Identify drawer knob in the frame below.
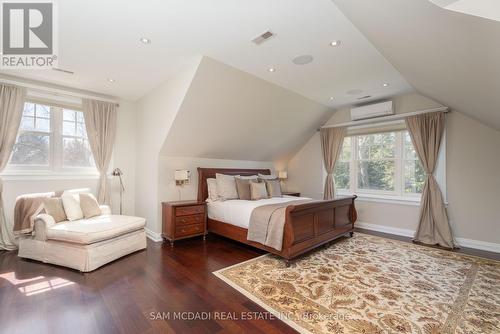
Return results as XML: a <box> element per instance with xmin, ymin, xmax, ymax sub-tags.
<box><xmin>181</xmin><ymin>219</ymin><xmax>186</xmax><ymax>223</ymax></box>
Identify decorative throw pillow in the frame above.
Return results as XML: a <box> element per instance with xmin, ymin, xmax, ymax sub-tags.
<box><xmin>216</xmin><ymin>173</ymin><xmax>239</xmax><ymax>200</ymax></box>
<box><xmin>235</xmin><ymin>177</ymin><xmax>258</xmax><ymax>200</ymax></box>
<box><xmin>250</xmin><ymin>182</ymin><xmax>269</xmax><ymax>200</ymax></box>
<box><xmin>80</xmin><ymin>193</ymin><xmax>102</xmax><ymax>219</ymax></box>
<box><xmin>42</xmin><ymin>197</ymin><xmax>67</xmax><ymax>223</ymax></box>
<box><xmin>258</xmin><ymin>173</ymin><xmax>277</xmax><ymax>180</ymax></box>
<box><xmin>61</xmin><ymin>192</ymin><xmax>84</xmax><ymax>221</ymax></box>
<box><xmin>206</xmin><ymin>178</ymin><xmax>219</xmax><ymax>202</ymax></box>
<box><xmin>265</xmin><ymin>179</ymin><xmax>283</xmax><ymax>197</ymax></box>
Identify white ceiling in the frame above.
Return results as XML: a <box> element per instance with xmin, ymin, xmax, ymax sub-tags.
<box><xmin>0</xmin><ymin>0</ymin><xmax>411</xmax><ymax>106</ymax></box>
<box><xmin>334</xmin><ymin>0</ymin><xmax>500</xmax><ymax>130</ymax></box>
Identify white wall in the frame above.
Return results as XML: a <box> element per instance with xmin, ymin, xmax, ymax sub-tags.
<box><xmin>134</xmin><ymin>58</ymin><xmax>202</xmax><ymax>234</ymax></box>
<box><xmin>158</xmin><ymin>156</ymin><xmax>274</xmax><ymax>211</ymax></box>
<box><xmin>287</xmin><ymin>93</ymin><xmax>500</xmax><ymax>245</ymax></box>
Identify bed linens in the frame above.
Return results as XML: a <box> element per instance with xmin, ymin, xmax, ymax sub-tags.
<box><xmin>207</xmin><ymin>195</ymin><xmax>311</xmax><ymax>229</ymax></box>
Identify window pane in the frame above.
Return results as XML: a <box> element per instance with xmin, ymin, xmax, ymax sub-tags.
<box><xmin>24</xmin><ymin>103</ymin><xmax>35</xmax><ymax>116</ymax></box>
<box><xmin>404</xmin><ymin>131</ymin><xmax>417</xmax><ymax>159</ymax></box>
<box><xmin>76</xmin><ymin>122</ymin><xmax>87</xmax><ymax>138</ymax></box>
<box><xmin>76</xmin><ymin>111</ymin><xmax>84</xmax><ymax>123</ymax></box>
<box><xmin>339</xmin><ymin>137</ymin><xmax>351</xmax><ymax>161</ymax></box>
<box><xmin>357</xmin><ymin>160</ymin><xmax>395</xmax><ymax>191</ymax></box>
<box><xmin>404</xmin><ymin>159</ymin><xmax>426</xmax><ymax>194</ymax></box>
<box><xmin>357</xmin><ymin>133</ymin><xmax>396</xmax><ymax>159</ymax></box>
<box><xmin>63</xmin><ymin>109</ymin><xmax>76</xmax><ymax>121</ymax></box>
<box><xmin>10</xmin><ymin>132</ymin><xmax>50</xmax><ymax>165</ymax></box>
<box><xmin>63</xmin><ymin>121</ymin><xmax>76</xmax><ymax>136</ymax></box>
<box><xmin>36</xmin><ymin>104</ymin><xmax>50</xmax><ymax>118</ymax></box>
<box><xmin>20</xmin><ymin>116</ymin><xmax>35</xmax><ymax>131</ymax></box>
<box><xmin>334</xmin><ymin>161</ymin><xmax>350</xmax><ymax>190</ymax></box>
<box><xmin>63</xmin><ymin>138</ymin><xmax>94</xmax><ymax>167</ymax></box>
<box><xmin>35</xmin><ymin>117</ymin><xmax>50</xmax><ymax>132</ymax></box>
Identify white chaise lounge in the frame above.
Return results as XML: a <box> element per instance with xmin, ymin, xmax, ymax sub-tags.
<box><xmin>18</xmin><ymin>205</ymin><xmax>147</xmax><ymax>272</ymax></box>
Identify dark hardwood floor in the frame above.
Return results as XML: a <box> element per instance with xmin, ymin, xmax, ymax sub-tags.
<box><xmin>0</xmin><ymin>229</ymin><xmax>498</xmax><ymax>334</ymax></box>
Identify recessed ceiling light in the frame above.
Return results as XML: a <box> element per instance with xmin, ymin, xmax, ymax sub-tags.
<box><xmin>292</xmin><ymin>55</ymin><xmax>314</xmax><ymax>65</ymax></box>
<box><xmin>382</xmin><ymin>83</ymin><xmax>389</xmax><ymax>87</ymax></box>
<box><xmin>329</xmin><ymin>97</ymin><xmax>334</xmax><ymax>101</ymax></box>
<box><xmin>107</xmin><ymin>78</ymin><xmax>116</xmax><ymax>83</ymax></box>
<box><xmin>330</xmin><ymin>40</ymin><xmax>341</xmax><ymax>47</ymax></box>
<box><xmin>268</xmin><ymin>68</ymin><xmax>275</xmax><ymax>72</ymax></box>
<box><xmin>139</xmin><ymin>37</ymin><xmax>151</xmax><ymax>44</ymax></box>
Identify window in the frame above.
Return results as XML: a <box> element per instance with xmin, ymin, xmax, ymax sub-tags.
<box><xmin>333</xmin><ymin>129</ymin><xmax>437</xmax><ymax>201</ymax></box>
<box><xmin>7</xmin><ymin>102</ymin><xmax>96</xmax><ymax>174</ymax></box>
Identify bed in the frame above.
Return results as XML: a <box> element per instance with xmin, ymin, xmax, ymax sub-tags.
<box><xmin>198</xmin><ymin>167</ymin><xmax>357</xmax><ymax>264</ymax></box>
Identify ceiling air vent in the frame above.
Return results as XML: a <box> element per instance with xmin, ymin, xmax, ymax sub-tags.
<box><xmin>252</xmin><ymin>30</ymin><xmax>274</xmax><ymax>45</ymax></box>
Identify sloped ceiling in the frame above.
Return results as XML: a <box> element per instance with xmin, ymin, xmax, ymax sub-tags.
<box><xmin>161</xmin><ymin>57</ymin><xmax>334</xmax><ymax>162</ymax></box>
<box><xmin>333</xmin><ymin>0</ymin><xmax>500</xmax><ymax>130</ymax></box>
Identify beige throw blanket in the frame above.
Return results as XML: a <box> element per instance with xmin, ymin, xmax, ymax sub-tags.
<box><xmin>247</xmin><ymin>200</ymin><xmax>312</xmax><ymax>251</ymax></box>
<box><xmin>13</xmin><ymin>191</ymin><xmax>63</xmax><ymax>235</ymax></box>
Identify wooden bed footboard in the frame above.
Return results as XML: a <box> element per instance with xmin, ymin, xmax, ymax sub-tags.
<box><xmin>280</xmin><ymin>196</ymin><xmax>357</xmax><ymax>260</ymax></box>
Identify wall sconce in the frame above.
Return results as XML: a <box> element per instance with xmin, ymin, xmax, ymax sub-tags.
<box><xmin>175</xmin><ymin>170</ymin><xmax>190</xmax><ymax>186</ymax></box>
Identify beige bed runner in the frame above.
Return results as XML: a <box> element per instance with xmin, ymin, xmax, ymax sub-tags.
<box><xmin>247</xmin><ymin>199</ymin><xmax>313</xmax><ymax>251</ymax></box>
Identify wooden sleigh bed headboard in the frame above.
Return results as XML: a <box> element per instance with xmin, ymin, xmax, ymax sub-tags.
<box><xmin>197</xmin><ymin>167</ymin><xmax>271</xmax><ymax>202</ymax></box>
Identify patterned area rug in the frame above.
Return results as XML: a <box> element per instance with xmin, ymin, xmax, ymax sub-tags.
<box><xmin>214</xmin><ymin>233</ymin><xmax>500</xmax><ymax>334</ymax></box>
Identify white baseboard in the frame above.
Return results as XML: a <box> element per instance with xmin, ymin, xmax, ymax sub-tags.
<box><xmin>145</xmin><ymin>228</ymin><xmax>163</xmax><ymax>243</ymax></box>
<box><xmin>355</xmin><ymin>221</ymin><xmax>500</xmax><ymax>254</ymax></box>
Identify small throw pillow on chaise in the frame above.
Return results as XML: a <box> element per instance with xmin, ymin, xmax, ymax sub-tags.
<box><xmin>265</xmin><ymin>179</ymin><xmax>283</xmax><ymax>197</ymax></box>
<box><xmin>215</xmin><ymin>173</ymin><xmax>239</xmax><ymax>200</ymax></box>
<box><xmin>80</xmin><ymin>193</ymin><xmax>102</xmax><ymax>219</ymax></box>
<box><xmin>250</xmin><ymin>182</ymin><xmax>269</xmax><ymax>200</ymax></box>
<box><xmin>42</xmin><ymin>197</ymin><xmax>67</xmax><ymax>223</ymax></box>
<box><xmin>61</xmin><ymin>192</ymin><xmax>84</xmax><ymax>221</ymax></box>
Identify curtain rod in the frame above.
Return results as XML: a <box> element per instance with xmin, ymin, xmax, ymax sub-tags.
<box><xmin>318</xmin><ymin>106</ymin><xmax>449</xmax><ymax>131</ymax></box>
<box><xmin>0</xmin><ymin>78</ymin><xmax>119</xmax><ymax>106</ymax></box>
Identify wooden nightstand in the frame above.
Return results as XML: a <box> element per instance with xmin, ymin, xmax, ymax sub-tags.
<box><xmin>162</xmin><ymin>201</ymin><xmax>207</xmax><ymax>247</ymax></box>
<box><xmin>283</xmin><ymin>191</ymin><xmax>301</xmax><ymax>197</ymax></box>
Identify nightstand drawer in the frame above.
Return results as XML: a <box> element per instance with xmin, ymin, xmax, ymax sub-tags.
<box><xmin>175</xmin><ymin>214</ymin><xmax>205</xmax><ymax>226</ymax></box>
<box><xmin>175</xmin><ymin>223</ymin><xmax>204</xmax><ymax>237</ymax></box>
<box><xmin>176</xmin><ymin>205</ymin><xmax>205</xmax><ymax>216</ymax></box>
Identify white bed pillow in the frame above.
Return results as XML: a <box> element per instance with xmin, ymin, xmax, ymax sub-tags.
<box><xmin>61</xmin><ymin>188</ymin><xmax>91</xmax><ymax>221</ymax></box>
<box><xmin>61</xmin><ymin>193</ymin><xmax>84</xmax><ymax>221</ymax></box>
<box><xmin>237</xmin><ymin>175</ymin><xmax>258</xmax><ymax>180</ymax></box>
<box><xmin>258</xmin><ymin>173</ymin><xmax>277</xmax><ymax>180</ymax></box>
<box><xmin>206</xmin><ymin>178</ymin><xmax>219</xmax><ymax>202</ymax></box>
<box><xmin>216</xmin><ymin>173</ymin><xmax>239</xmax><ymax>200</ymax></box>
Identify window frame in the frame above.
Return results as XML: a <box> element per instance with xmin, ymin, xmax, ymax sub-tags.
<box><xmin>4</xmin><ymin>101</ymin><xmax>98</xmax><ymax>177</ymax></box>
<box><xmin>333</xmin><ymin>124</ymin><xmax>446</xmax><ymax>204</ymax></box>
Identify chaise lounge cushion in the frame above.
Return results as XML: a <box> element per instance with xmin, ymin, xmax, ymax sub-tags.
<box><xmin>44</xmin><ymin>215</ymin><xmax>146</xmax><ymax>245</ymax></box>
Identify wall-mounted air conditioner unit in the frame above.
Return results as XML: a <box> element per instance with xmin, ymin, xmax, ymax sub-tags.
<box><xmin>350</xmin><ymin>101</ymin><xmax>394</xmax><ymax>121</ymax></box>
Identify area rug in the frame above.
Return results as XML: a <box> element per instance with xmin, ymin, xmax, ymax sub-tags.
<box><xmin>214</xmin><ymin>233</ymin><xmax>500</xmax><ymax>334</ymax></box>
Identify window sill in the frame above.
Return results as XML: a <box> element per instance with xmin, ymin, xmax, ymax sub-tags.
<box><xmin>338</xmin><ymin>192</ymin><xmax>421</xmax><ymax>206</ymax></box>
<box><xmin>1</xmin><ymin>172</ymin><xmax>100</xmax><ymax>181</ymax></box>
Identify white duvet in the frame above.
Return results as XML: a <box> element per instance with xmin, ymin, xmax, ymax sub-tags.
<box><xmin>207</xmin><ymin>195</ymin><xmax>311</xmax><ymax>229</ymax></box>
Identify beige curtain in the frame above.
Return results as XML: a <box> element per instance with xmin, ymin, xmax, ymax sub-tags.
<box><xmin>406</xmin><ymin>111</ymin><xmax>454</xmax><ymax>248</ymax></box>
<box><xmin>320</xmin><ymin>127</ymin><xmax>346</xmax><ymax>200</ymax></box>
<box><xmin>0</xmin><ymin>84</ymin><xmax>26</xmax><ymax>250</ymax></box>
<box><xmin>83</xmin><ymin>99</ymin><xmax>117</xmax><ymax>205</ymax></box>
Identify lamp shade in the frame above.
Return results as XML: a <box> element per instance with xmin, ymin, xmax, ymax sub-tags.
<box><xmin>278</xmin><ymin>171</ymin><xmax>288</xmax><ymax>179</ymax></box>
<box><xmin>174</xmin><ymin>170</ymin><xmax>189</xmax><ymax>181</ymax></box>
